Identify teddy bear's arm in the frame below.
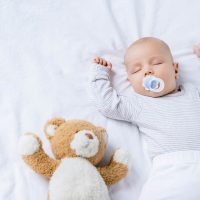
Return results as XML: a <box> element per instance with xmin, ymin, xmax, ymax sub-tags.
<box><xmin>19</xmin><ymin>133</ymin><xmax>60</xmax><ymax>178</ymax></box>
<box><xmin>97</xmin><ymin>149</ymin><xmax>130</xmax><ymax>186</ymax></box>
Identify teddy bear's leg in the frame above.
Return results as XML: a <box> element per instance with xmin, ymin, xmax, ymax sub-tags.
<box><xmin>97</xmin><ymin>148</ymin><xmax>130</xmax><ymax>186</ymax></box>
<box><xmin>19</xmin><ymin>133</ymin><xmax>60</xmax><ymax>178</ymax></box>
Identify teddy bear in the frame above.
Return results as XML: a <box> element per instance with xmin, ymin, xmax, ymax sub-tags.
<box><xmin>18</xmin><ymin>118</ymin><xmax>130</xmax><ymax>200</ymax></box>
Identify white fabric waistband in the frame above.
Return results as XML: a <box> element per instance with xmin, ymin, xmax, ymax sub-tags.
<box><xmin>153</xmin><ymin>150</ymin><xmax>200</xmax><ymax>166</ymax></box>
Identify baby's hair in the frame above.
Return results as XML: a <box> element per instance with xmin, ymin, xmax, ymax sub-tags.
<box><xmin>125</xmin><ymin>37</ymin><xmax>174</xmax><ymax>63</ymax></box>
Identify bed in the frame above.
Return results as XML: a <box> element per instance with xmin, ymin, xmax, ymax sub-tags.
<box><xmin>0</xmin><ymin>0</ymin><xmax>200</xmax><ymax>199</ymax></box>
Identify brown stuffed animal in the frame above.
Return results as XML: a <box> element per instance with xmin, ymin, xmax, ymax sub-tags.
<box><xmin>19</xmin><ymin>118</ymin><xmax>130</xmax><ymax>200</ymax></box>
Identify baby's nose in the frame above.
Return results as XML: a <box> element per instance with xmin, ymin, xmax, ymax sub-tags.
<box><xmin>144</xmin><ymin>69</ymin><xmax>154</xmax><ymax>76</ymax></box>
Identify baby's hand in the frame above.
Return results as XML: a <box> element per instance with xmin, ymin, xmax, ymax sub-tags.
<box><xmin>193</xmin><ymin>44</ymin><xmax>200</xmax><ymax>57</ymax></box>
<box><xmin>92</xmin><ymin>56</ymin><xmax>112</xmax><ymax>70</ymax></box>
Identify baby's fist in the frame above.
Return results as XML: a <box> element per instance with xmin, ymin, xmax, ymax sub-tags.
<box><xmin>92</xmin><ymin>56</ymin><xmax>112</xmax><ymax>70</ymax></box>
<box><xmin>193</xmin><ymin>44</ymin><xmax>200</xmax><ymax>57</ymax></box>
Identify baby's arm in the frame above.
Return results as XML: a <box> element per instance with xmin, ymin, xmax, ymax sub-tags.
<box><xmin>88</xmin><ymin>56</ymin><xmax>142</xmax><ymax>122</ymax></box>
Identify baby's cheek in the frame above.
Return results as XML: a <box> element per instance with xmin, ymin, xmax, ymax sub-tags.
<box><xmin>160</xmin><ymin>75</ymin><xmax>175</xmax><ymax>93</ymax></box>
<box><xmin>157</xmin><ymin>67</ymin><xmax>172</xmax><ymax>82</ymax></box>
<box><xmin>131</xmin><ymin>77</ymin><xmax>144</xmax><ymax>92</ymax></box>
<box><xmin>129</xmin><ymin>75</ymin><xmax>139</xmax><ymax>84</ymax></box>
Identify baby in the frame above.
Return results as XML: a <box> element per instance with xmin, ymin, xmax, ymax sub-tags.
<box><xmin>89</xmin><ymin>37</ymin><xmax>200</xmax><ymax>200</ymax></box>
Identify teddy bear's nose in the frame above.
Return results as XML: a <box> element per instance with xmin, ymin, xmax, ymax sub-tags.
<box><xmin>85</xmin><ymin>133</ymin><xmax>93</xmax><ymax>139</ymax></box>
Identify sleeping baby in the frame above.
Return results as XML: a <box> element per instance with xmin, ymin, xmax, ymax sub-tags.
<box><xmin>88</xmin><ymin>37</ymin><xmax>200</xmax><ymax>200</ymax></box>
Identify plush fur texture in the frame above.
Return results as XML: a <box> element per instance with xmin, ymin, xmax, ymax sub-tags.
<box><xmin>19</xmin><ymin>134</ymin><xmax>40</xmax><ymax>156</ymax></box>
<box><xmin>19</xmin><ymin>118</ymin><xmax>130</xmax><ymax>199</ymax></box>
<box><xmin>49</xmin><ymin>157</ymin><xmax>110</xmax><ymax>200</ymax></box>
<box><xmin>70</xmin><ymin>130</ymin><xmax>99</xmax><ymax>158</ymax></box>
<box><xmin>46</xmin><ymin>124</ymin><xmax>58</xmax><ymax>137</ymax></box>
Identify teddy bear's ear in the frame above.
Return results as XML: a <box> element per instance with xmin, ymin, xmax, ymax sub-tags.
<box><xmin>44</xmin><ymin>118</ymin><xmax>66</xmax><ymax>139</ymax></box>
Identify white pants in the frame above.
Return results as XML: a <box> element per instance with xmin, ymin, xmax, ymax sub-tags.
<box><xmin>139</xmin><ymin>150</ymin><xmax>200</xmax><ymax>200</ymax></box>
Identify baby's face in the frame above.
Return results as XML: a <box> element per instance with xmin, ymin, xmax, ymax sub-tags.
<box><xmin>124</xmin><ymin>38</ymin><xmax>179</xmax><ymax>98</ymax></box>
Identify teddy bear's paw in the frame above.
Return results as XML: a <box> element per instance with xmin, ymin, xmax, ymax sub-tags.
<box><xmin>19</xmin><ymin>134</ymin><xmax>40</xmax><ymax>156</ymax></box>
<box><xmin>113</xmin><ymin>148</ymin><xmax>131</xmax><ymax>166</ymax></box>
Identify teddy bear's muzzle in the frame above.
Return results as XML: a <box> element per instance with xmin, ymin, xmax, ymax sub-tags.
<box><xmin>70</xmin><ymin>130</ymin><xmax>100</xmax><ymax>158</ymax></box>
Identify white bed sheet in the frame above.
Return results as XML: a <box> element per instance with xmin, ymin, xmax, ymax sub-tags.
<box><xmin>0</xmin><ymin>0</ymin><xmax>200</xmax><ymax>199</ymax></box>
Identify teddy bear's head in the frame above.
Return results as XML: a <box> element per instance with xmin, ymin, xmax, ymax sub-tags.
<box><xmin>44</xmin><ymin>118</ymin><xmax>108</xmax><ymax>165</ymax></box>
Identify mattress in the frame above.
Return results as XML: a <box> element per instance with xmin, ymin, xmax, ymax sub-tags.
<box><xmin>0</xmin><ymin>0</ymin><xmax>200</xmax><ymax>199</ymax></box>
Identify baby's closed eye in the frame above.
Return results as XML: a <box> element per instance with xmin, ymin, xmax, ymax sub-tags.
<box><xmin>153</xmin><ymin>62</ymin><xmax>163</xmax><ymax>65</ymax></box>
<box><xmin>151</xmin><ymin>59</ymin><xmax>164</xmax><ymax>65</ymax></box>
<box><xmin>134</xmin><ymin>68</ymin><xmax>141</xmax><ymax>73</ymax></box>
<box><xmin>131</xmin><ymin>67</ymin><xmax>141</xmax><ymax>74</ymax></box>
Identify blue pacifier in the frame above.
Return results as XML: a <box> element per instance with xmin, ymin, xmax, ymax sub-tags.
<box><xmin>143</xmin><ymin>75</ymin><xmax>165</xmax><ymax>93</ymax></box>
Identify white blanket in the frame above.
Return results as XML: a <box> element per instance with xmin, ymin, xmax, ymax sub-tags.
<box><xmin>0</xmin><ymin>0</ymin><xmax>200</xmax><ymax>199</ymax></box>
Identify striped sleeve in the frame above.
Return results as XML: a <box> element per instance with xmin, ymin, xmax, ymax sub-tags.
<box><xmin>88</xmin><ymin>63</ymin><xmax>142</xmax><ymax>123</ymax></box>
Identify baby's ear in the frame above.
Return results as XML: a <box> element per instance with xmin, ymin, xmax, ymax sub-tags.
<box><xmin>173</xmin><ymin>63</ymin><xmax>179</xmax><ymax>80</ymax></box>
<box><xmin>44</xmin><ymin>118</ymin><xmax>66</xmax><ymax>139</ymax></box>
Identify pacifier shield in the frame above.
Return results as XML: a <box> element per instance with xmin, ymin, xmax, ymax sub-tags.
<box><xmin>143</xmin><ymin>75</ymin><xmax>165</xmax><ymax>93</ymax></box>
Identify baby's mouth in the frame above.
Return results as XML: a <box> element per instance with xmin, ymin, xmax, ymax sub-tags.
<box><xmin>143</xmin><ymin>75</ymin><xmax>165</xmax><ymax>93</ymax></box>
